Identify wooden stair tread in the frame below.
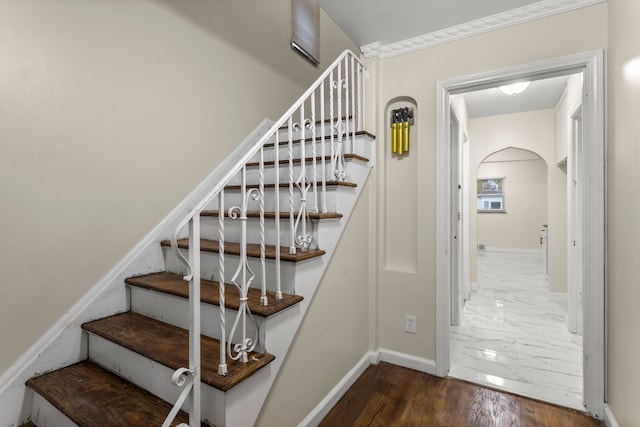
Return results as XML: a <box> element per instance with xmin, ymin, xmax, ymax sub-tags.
<box><xmin>82</xmin><ymin>312</ymin><xmax>275</xmax><ymax>392</ymax></box>
<box><xmin>27</xmin><ymin>361</ymin><xmax>212</xmax><ymax>427</ymax></box>
<box><xmin>126</xmin><ymin>271</ymin><xmax>303</xmax><ymax>317</ymax></box>
<box><xmin>18</xmin><ymin>422</ymin><xmax>37</xmax><ymax>427</ymax></box>
<box><xmin>225</xmin><ymin>180</ymin><xmax>357</xmax><ymax>191</ymax></box>
<box><xmin>201</xmin><ymin>210</ymin><xmax>342</xmax><ymax>220</ymax></box>
<box><xmin>162</xmin><ymin>239</ymin><xmax>326</xmax><ymax>262</ymax></box>
<box><xmin>246</xmin><ymin>153</ymin><xmax>369</xmax><ymax>167</ymax></box>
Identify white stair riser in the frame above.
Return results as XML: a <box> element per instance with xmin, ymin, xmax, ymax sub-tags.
<box><xmin>199</xmin><ymin>216</ymin><xmax>322</xmax><ymax>249</ymax></box>
<box><xmin>253</xmin><ymin>134</ymin><xmax>371</xmax><ymax>165</ymax></box>
<box><xmin>228</xmin><ymin>159</ymin><xmax>357</xmax><ymax>187</ymax></box>
<box><xmin>31</xmin><ymin>392</ymin><xmax>78</xmax><ymax>427</ymax></box>
<box><xmin>129</xmin><ymin>286</ymin><xmax>266</xmax><ymax>353</ymax></box>
<box><xmin>276</xmin><ymin>120</ymin><xmax>355</xmax><ymax>142</ymax></box>
<box><xmin>255</xmin><ymin>140</ymin><xmax>350</xmax><ymax>164</ymax></box>
<box><xmin>86</xmin><ymin>333</ymin><xmax>225</xmax><ymax>427</ymax></box>
<box><xmin>210</xmin><ymin>185</ymin><xmax>342</xmax><ymax>213</ymax></box>
<box><xmin>163</xmin><ymin>247</ymin><xmax>298</xmax><ymax>294</ymax></box>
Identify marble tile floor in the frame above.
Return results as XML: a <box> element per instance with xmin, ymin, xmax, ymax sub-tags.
<box><xmin>449</xmin><ymin>250</ymin><xmax>584</xmax><ymax>411</ymax></box>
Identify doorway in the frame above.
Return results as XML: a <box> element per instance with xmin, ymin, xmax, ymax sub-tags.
<box><xmin>451</xmin><ymin>144</ymin><xmax>584</xmax><ymax>409</ymax></box>
<box><xmin>435</xmin><ymin>51</ymin><xmax>605</xmax><ymax>417</ymax></box>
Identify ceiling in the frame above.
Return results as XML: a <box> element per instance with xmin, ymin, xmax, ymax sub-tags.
<box><xmin>317</xmin><ymin>0</ymin><xmax>541</xmax><ymax>47</ymax></box>
<box><xmin>463</xmin><ymin>75</ymin><xmax>574</xmax><ymax>118</ymax></box>
<box><xmin>317</xmin><ymin>0</ymin><xmax>580</xmax><ymax>118</ymax></box>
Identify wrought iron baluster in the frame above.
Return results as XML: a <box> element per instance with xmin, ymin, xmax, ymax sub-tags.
<box><xmin>187</xmin><ymin>216</ymin><xmax>201</xmax><ymax>425</ymax></box>
<box><xmin>357</xmin><ymin>63</ymin><xmax>362</xmax><ymax>132</ymax></box>
<box><xmin>288</xmin><ymin>116</ymin><xmax>296</xmax><ymax>255</ymax></box>
<box><xmin>259</xmin><ymin>147</ymin><xmax>267</xmax><ymax>306</ymax></box>
<box><xmin>218</xmin><ymin>192</ymin><xmax>227</xmax><ymax>375</ymax></box>
<box><xmin>161</xmin><ymin>368</ymin><xmax>194</xmax><ymax>427</ymax></box>
<box><xmin>227</xmin><ymin>166</ymin><xmax>259</xmax><ymax>363</ymax></box>
<box><xmin>333</xmin><ymin>60</ymin><xmax>346</xmax><ymax>181</ymax></box>
<box><xmin>320</xmin><ymin>80</ymin><xmax>328</xmax><ymax>213</ymax></box>
<box><xmin>311</xmin><ymin>91</ymin><xmax>318</xmax><ymax>214</ymax></box>
<box><xmin>293</xmin><ymin>106</ymin><xmax>312</xmax><ymax>252</ymax></box>
<box><xmin>329</xmin><ymin>70</ymin><xmax>335</xmax><ymax>185</ymax></box>
<box><xmin>350</xmin><ymin>56</ymin><xmax>356</xmax><ymax>154</ymax></box>
<box><xmin>273</xmin><ymin>132</ymin><xmax>282</xmax><ymax>300</ymax></box>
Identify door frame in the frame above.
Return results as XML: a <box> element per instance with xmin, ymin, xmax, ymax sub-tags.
<box><xmin>568</xmin><ymin>105</ymin><xmax>585</xmax><ymax>335</ymax></box>
<box><xmin>449</xmin><ymin>107</ymin><xmax>464</xmax><ymax>327</ymax></box>
<box><xmin>435</xmin><ymin>50</ymin><xmax>605</xmax><ymax>417</ymax></box>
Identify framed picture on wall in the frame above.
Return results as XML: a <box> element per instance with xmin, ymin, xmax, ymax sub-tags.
<box><xmin>477</xmin><ymin>177</ymin><xmax>505</xmax><ymax>212</ymax></box>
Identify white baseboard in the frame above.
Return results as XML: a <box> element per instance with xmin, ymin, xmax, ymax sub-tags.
<box><xmin>548</xmin><ymin>292</ymin><xmax>568</xmax><ymax>304</ymax></box>
<box><xmin>298</xmin><ymin>351</ymin><xmax>377</xmax><ymax>427</ymax></box>
<box><xmin>603</xmin><ymin>404</ymin><xmax>620</xmax><ymax>427</ymax></box>
<box><xmin>484</xmin><ymin>247</ymin><xmax>544</xmax><ymax>255</ymax></box>
<box><xmin>378</xmin><ymin>348</ymin><xmax>437</xmax><ymax>376</ymax></box>
<box><xmin>298</xmin><ymin>349</ymin><xmax>437</xmax><ymax>427</ymax></box>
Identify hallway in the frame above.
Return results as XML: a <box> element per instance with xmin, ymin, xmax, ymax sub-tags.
<box><xmin>450</xmin><ymin>250</ymin><xmax>583</xmax><ymax>410</ymax></box>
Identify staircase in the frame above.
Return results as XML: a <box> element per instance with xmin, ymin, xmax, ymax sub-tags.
<box><xmin>15</xmin><ymin>51</ymin><xmax>374</xmax><ymax>427</ymax></box>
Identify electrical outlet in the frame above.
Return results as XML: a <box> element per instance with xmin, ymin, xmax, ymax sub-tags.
<box><xmin>405</xmin><ymin>314</ymin><xmax>417</xmax><ymax>334</ymax></box>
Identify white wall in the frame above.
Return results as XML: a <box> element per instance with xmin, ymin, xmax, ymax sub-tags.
<box><xmin>0</xmin><ymin>0</ymin><xmax>359</xmax><ymax>379</ymax></box>
<box><xmin>372</xmin><ymin>4</ymin><xmax>606</xmax><ymax>361</ymax></box>
<box><xmin>607</xmin><ymin>0</ymin><xmax>640</xmax><ymax>423</ymax></box>
<box><xmin>476</xmin><ymin>149</ymin><xmax>547</xmax><ymax>251</ymax></box>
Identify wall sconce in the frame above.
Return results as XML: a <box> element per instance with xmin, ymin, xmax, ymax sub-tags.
<box><xmin>391</xmin><ymin>107</ymin><xmax>414</xmax><ymax>155</ymax></box>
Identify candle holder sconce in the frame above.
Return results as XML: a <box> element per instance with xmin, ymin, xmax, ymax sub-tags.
<box><xmin>390</xmin><ymin>107</ymin><xmax>414</xmax><ymax>155</ymax></box>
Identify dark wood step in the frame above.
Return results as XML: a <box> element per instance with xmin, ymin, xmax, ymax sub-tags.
<box><xmin>27</xmin><ymin>360</ymin><xmax>213</xmax><ymax>427</ymax></box>
<box><xmin>224</xmin><ymin>180</ymin><xmax>357</xmax><ymax>191</ymax></box>
<box><xmin>265</xmin><ymin>130</ymin><xmax>375</xmax><ymax>147</ymax></box>
<box><xmin>201</xmin><ymin>210</ymin><xmax>342</xmax><ymax>220</ymax></box>
<box><xmin>246</xmin><ymin>153</ymin><xmax>369</xmax><ymax>168</ymax></box>
<box><xmin>82</xmin><ymin>312</ymin><xmax>275</xmax><ymax>392</ymax></box>
<box><xmin>18</xmin><ymin>422</ymin><xmax>37</xmax><ymax>427</ymax></box>
<box><xmin>162</xmin><ymin>239</ymin><xmax>326</xmax><ymax>262</ymax></box>
<box><xmin>126</xmin><ymin>271</ymin><xmax>303</xmax><ymax>317</ymax></box>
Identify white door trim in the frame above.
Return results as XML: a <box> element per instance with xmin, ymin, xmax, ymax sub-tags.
<box><xmin>435</xmin><ymin>50</ymin><xmax>605</xmax><ymax>417</ymax></box>
<box><xmin>568</xmin><ymin>105</ymin><xmax>585</xmax><ymax>336</ymax></box>
<box><xmin>449</xmin><ymin>107</ymin><xmax>463</xmax><ymax>327</ymax></box>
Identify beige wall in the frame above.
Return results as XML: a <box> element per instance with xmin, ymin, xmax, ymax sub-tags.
<box><xmin>0</xmin><ymin>0</ymin><xmax>358</xmax><ymax>374</ymax></box>
<box><xmin>476</xmin><ymin>150</ymin><xmax>547</xmax><ymax>251</ymax></box>
<box><xmin>607</xmin><ymin>0</ymin><xmax>640</xmax><ymax>424</ymax></box>
<box><xmin>374</xmin><ymin>4</ymin><xmax>606</xmax><ymax>360</ymax></box>
<box><xmin>256</xmin><ymin>183</ymin><xmax>372</xmax><ymax>427</ymax></box>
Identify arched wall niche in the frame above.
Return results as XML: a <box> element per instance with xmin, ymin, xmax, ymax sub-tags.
<box><xmin>382</xmin><ymin>95</ymin><xmax>418</xmax><ymax>272</ymax></box>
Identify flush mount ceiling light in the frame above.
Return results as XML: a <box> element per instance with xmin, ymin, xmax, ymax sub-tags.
<box><xmin>499</xmin><ymin>81</ymin><xmax>531</xmax><ymax>95</ymax></box>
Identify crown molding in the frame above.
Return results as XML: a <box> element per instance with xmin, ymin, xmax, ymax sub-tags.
<box><xmin>361</xmin><ymin>0</ymin><xmax>606</xmax><ymax>59</ymax></box>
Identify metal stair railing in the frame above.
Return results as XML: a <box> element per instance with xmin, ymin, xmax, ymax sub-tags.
<box><xmin>163</xmin><ymin>50</ymin><xmax>366</xmax><ymax>426</ymax></box>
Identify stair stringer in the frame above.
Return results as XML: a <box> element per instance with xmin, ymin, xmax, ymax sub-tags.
<box><xmin>0</xmin><ymin>120</ymin><xmax>275</xmax><ymax>427</ymax></box>
<box><xmin>221</xmin><ymin>151</ymin><xmax>375</xmax><ymax>427</ymax></box>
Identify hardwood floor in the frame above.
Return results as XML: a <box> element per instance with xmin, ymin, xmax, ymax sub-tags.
<box><xmin>319</xmin><ymin>362</ymin><xmax>602</xmax><ymax>427</ymax></box>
